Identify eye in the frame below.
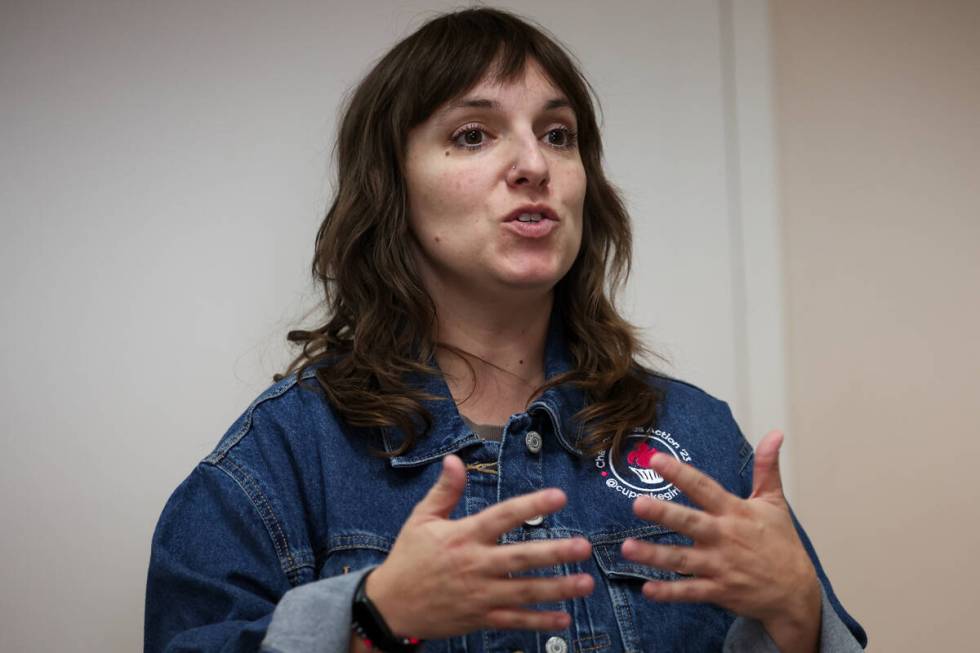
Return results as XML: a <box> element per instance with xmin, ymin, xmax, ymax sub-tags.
<box><xmin>545</xmin><ymin>126</ymin><xmax>578</xmax><ymax>149</ymax></box>
<box><xmin>451</xmin><ymin>124</ymin><xmax>489</xmax><ymax>150</ymax></box>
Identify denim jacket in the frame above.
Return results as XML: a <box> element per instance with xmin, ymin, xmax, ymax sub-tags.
<box><xmin>145</xmin><ymin>325</ymin><xmax>867</xmax><ymax>652</ymax></box>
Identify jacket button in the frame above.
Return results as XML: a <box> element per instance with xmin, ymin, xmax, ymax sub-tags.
<box><xmin>545</xmin><ymin>636</ymin><xmax>568</xmax><ymax>653</ymax></box>
<box><xmin>525</xmin><ymin>430</ymin><xmax>543</xmax><ymax>454</ymax></box>
<box><xmin>523</xmin><ymin>514</ymin><xmax>544</xmax><ymax>526</ymax></box>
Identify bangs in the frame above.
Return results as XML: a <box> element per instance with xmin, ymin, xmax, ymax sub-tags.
<box><xmin>398</xmin><ymin>9</ymin><xmax>598</xmax><ymax>139</ymax></box>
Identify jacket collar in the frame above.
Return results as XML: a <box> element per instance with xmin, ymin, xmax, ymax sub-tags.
<box><xmin>383</xmin><ymin>315</ymin><xmax>586</xmax><ymax>468</ymax></box>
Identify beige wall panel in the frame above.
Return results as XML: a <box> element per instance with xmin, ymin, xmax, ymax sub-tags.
<box><xmin>772</xmin><ymin>1</ymin><xmax>980</xmax><ymax>650</ymax></box>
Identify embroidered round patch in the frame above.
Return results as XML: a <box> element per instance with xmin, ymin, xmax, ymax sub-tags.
<box><xmin>594</xmin><ymin>429</ymin><xmax>693</xmax><ymax>500</ymax></box>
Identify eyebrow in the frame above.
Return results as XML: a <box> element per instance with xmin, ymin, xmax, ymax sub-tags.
<box><xmin>438</xmin><ymin>96</ymin><xmax>573</xmax><ymax>117</ymax></box>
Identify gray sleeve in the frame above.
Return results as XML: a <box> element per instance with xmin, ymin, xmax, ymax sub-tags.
<box><xmin>723</xmin><ymin>586</ymin><xmax>863</xmax><ymax>652</ymax></box>
<box><xmin>261</xmin><ymin>567</ymin><xmax>374</xmax><ymax>653</ymax></box>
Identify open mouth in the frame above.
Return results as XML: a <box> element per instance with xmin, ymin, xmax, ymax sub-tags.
<box><xmin>515</xmin><ymin>212</ymin><xmax>545</xmax><ymax>223</ymax></box>
<box><xmin>503</xmin><ymin>205</ymin><xmax>560</xmax><ymax>223</ymax></box>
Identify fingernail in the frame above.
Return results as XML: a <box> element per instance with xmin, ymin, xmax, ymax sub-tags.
<box><xmin>576</xmin><ymin>575</ymin><xmax>593</xmax><ymax>592</ymax></box>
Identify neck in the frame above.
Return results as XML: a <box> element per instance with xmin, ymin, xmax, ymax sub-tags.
<box><xmin>427</xmin><ymin>282</ymin><xmax>553</xmax><ymax>425</ymax></box>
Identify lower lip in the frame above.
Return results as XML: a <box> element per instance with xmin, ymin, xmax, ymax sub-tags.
<box><xmin>503</xmin><ymin>219</ymin><xmax>558</xmax><ymax>238</ymax></box>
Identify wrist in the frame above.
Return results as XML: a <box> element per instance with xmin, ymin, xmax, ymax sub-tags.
<box><xmin>355</xmin><ymin>566</ymin><xmax>421</xmax><ymax>650</ymax></box>
<box><xmin>761</xmin><ymin>576</ymin><xmax>822</xmax><ymax>653</ymax></box>
<box><xmin>364</xmin><ymin>564</ymin><xmax>414</xmax><ymax>637</ymax></box>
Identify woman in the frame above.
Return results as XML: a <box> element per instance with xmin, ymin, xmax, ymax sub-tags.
<box><xmin>145</xmin><ymin>8</ymin><xmax>867</xmax><ymax>653</ymax></box>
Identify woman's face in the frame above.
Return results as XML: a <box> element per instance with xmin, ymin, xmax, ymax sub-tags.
<box><xmin>404</xmin><ymin>59</ymin><xmax>586</xmax><ymax>302</ymax></box>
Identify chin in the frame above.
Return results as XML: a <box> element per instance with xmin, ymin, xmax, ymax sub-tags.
<box><xmin>495</xmin><ymin>266</ymin><xmax>566</xmax><ymax>292</ymax></box>
<box><xmin>487</xmin><ymin>249</ymin><xmax>577</xmax><ymax>293</ymax></box>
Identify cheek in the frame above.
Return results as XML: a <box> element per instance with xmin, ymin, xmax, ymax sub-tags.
<box><xmin>412</xmin><ymin>167</ymin><xmax>486</xmax><ymax>234</ymax></box>
<box><xmin>561</xmin><ymin>166</ymin><xmax>587</xmax><ymax>254</ymax></box>
<box><xmin>442</xmin><ymin>166</ymin><xmax>485</xmax><ymax>208</ymax></box>
<box><xmin>408</xmin><ymin>180</ymin><xmax>487</xmax><ymax>270</ymax></box>
<box><xmin>570</xmin><ymin>166</ymin><xmax>588</xmax><ymax>204</ymax></box>
<box><xmin>557</xmin><ymin>165</ymin><xmax>587</xmax><ymax>224</ymax></box>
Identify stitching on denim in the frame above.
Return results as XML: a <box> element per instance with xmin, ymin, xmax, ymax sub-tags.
<box><xmin>325</xmin><ymin>532</ymin><xmax>394</xmax><ymax>554</ymax></box>
<box><xmin>738</xmin><ymin>439</ymin><xmax>753</xmax><ymax>459</ymax></box>
<box><xmin>465</xmin><ymin>461</ymin><xmax>498</xmax><ymax>475</ymax></box>
<box><xmin>388</xmin><ymin>435</ymin><xmax>483</xmax><ymax>467</ymax></box>
<box><xmin>206</xmin><ymin>368</ymin><xmax>320</xmax><ymax>463</ymax></box>
<box><xmin>569</xmin><ymin>558</ymin><xmax>599</xmax><ymax>642</ymax></box>
<box><xmin>604</xmin><ymin>576</ymin><xmax>640</xmax><ymax>652</ymax></box>
<box><xmin>210</xmin><ymin>455</ymin><xmax>307</xmax><ymax>582</ymax></box>
<box><xmin>207</xmin><ymin>378</ymin><xmax>300</xmax><ymax>463</ymax></box>
<box><xmin>592</xmin><ymin>533</ymin><xmax>687</xmax><ymax>581</ymax></box>
<box><xmin>589</xmin><ymin>524</ymin><xmax>673</xmax><ymax>544</ymax></box>
<box><xmin>574</xmin><ymin>633</ymin><xmax>611</xmax><ymax>652</ymax></box>
<box><xmin>738</xmin><ymin>448</ymin><xmax>754</xmax><ymax>477</ymax></box>
<box><xmin>498</xmin><ymin>526</ymin><xmax>580</xmax><ymax>544</ymax></box>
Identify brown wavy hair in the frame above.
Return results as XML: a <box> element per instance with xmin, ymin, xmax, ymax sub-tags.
<box><xmin>279</xmin><ymin>7</ymin><xmax>662</xmax><ymax>457</ymax></box>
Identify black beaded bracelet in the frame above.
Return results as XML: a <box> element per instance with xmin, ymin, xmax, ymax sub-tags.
<box><xmin>351</xmin><ymin>569</ymin><xmax>422</xmax><ymax>652</ymax></box>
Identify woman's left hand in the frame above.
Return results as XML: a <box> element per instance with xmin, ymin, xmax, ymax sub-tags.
<box><xmin>622</xmin><ymin>430</ymin><xmax>822</xmax><ymax>653</ymax></box>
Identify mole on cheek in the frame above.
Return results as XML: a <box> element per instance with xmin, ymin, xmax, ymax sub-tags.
<box><xmin>444</xmin><ymin>150</ymin><xmax>450</xmax><ymax>157</ymax></box>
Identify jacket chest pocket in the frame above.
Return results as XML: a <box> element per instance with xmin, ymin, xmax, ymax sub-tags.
<box><xmin>317</xmin><ymin>533</ymin><xmax>477</xmax><ymax>653</ymax></box>
<box><xmin>589</xmin><ymin>526</ymin><xmax>731</xmax><ymax>652</ymax></box>
<box><xmin>318</xmin><ymin>532</ymin><xmax>393</xmax><ymax>579</ymax></box>
<box><xmin>592</xmin><ymin>526</ymin><xmax>690</xmax><ymax>584</ymax></box>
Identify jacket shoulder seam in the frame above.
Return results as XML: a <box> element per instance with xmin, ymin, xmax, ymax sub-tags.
<box><xmin>207</xmin><ymin>372</ymin><xmax>319</xmax><ymax>461</ymax></box>
<box><xmin>204</xmin><ymin>456</ymin><xmax>312</xmax><ymax>585</ymax></box>
<box><xmin>647</xmin><ymin>372</ymin><xmax>718</xmax><ymax>400</ymax></box>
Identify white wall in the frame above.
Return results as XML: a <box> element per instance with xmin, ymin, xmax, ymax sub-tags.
<box><xmin>0</xmin><ymin>1</ymin><xmax>782</xmax><ymax>650</ymax></box>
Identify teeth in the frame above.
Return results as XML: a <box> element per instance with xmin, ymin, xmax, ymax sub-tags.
<box><xmin>516</xmin><ymin>212</ymin><xmax>543</xmax><ymax>223</ymax></box>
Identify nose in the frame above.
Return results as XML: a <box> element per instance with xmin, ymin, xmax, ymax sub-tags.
<box><xmin>506</xmin><ymin>131</ymin><xmax>550</xmax><ymax>189</ymax></box>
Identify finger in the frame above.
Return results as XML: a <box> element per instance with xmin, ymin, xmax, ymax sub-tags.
<box><xmin>484</xmin><ymin>608</ymin><xmax>571</xmax><ymax>632</ymax></box>
<box><xmin>469</xmin><ymin>488</ymin><xmax>567</xmax><ymax>540</ymax></box>
<box><xmin>750</xmin><ymin>430</ymin><xmax>785</xmax><ymax>499</ymax></box>
<box><xmin>488</xmin><ymin>537</ymin><xmax>592</xmax><ymax>575</ymax></box>
<box><xmin>633</xmin><ymin>495</ymin><xmax>718</xmax><ymax>542</ymax></box>
<box><xmin>641</xmin><ymin>578</ymin><xmax>719</xmax><ymax>603</ymax></box>
<box><xmin>649</xmin><ymin>455</ymin><xmax>737</xmax><ymax>514</ymax></box>
<box><xmin>410</xmin><ymin>455</ymin><xmax>466</xmax><ymax>520</ymax></box>
<box><xmin>621</xmin><ymin>539</ymin><xmax>715</xmax><ymax>577</ymax></box>
<box><xmin>488</xmin><ymin>573</ymin><xmax>594</xmax><ymax>607</ymax></box>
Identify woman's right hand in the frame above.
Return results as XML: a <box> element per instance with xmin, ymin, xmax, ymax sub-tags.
<box><xmin>364</xmin><ymin>454</ymin><xmax>594</xmax><ymax>640</ymax></box>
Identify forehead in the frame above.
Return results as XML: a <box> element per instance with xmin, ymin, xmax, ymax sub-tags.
<box><xmin>473</xmin><ymin>59</ymin><xmax>562</xmax><ymax>95</ymax></box>
<box><xmin>433</xmin><ymin>60</ymin><xmax>571</xmax><ymax>119</ymax></box>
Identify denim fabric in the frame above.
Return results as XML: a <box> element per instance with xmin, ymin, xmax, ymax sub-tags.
<box><xmin>145</xmin><ymin>323</ymin><xmax>868</xmax><ymax>652</ymax></box>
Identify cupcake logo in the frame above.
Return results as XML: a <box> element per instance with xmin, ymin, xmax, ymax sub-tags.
<box><xmin>595</xmin><ymin>429</ymin><xmax>693</xmax><ymax>500</ymax></box>
<box><xmin>626</xmin><ymin>441</ymin><xmax>665</xmax><ymax>485</ymax></box>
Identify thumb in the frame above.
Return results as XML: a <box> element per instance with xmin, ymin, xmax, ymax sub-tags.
<box><xmin>750</xmin><ymin>430</ymin><xmax>785</xmax><ymax>499</ymax></box>
<box><xmin>411</xmin><ymin>454</ymin><xmax>466</xmax><ymax>520</ymax></box>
